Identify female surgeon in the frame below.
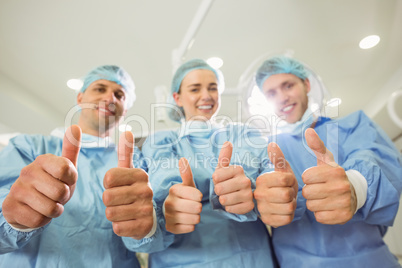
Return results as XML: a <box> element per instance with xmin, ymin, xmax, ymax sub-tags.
<box><xmin>139</xmin><ymin>59</ymin><xmax>280</xmax><ymax>267</ymax></box>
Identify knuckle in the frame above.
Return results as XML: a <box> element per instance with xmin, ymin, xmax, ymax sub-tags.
<box><xmin>35</xmin><ymin>154</ymin><xmax>48</xmax><ymax>163</ymax></box>
<box><xmin>214</xmin><ymin>184</ymin><xmax>223</xmax><ymax>195</ymax></box>
<box><xmin>103</xmin><ymin>169</ymin><xmax>115</xmax><ymax>188</ymax></box>
<box><xmin>58</xmin><ymin>162</ymin><xmax>71</xmax><ymax>177</ymax></box>
<box><xmin>102</xmin><ymin>190</ymin><xmax>112</xmax><ymax>206</ymax></box>
<box><xmin>278</xmin><ymin>175</ymin><xmax>290</xmax><ymax>186</ymax></box>
<box><xmin>195</xmin><ymin>215</ymin><xmax>201</xmax><ymax>224</ymax></box>
<box><xmin>139</xmin><ymin>187</ymin><xmax>153</xmax><ymax>200</ymax></box>
<box><xmin>280</xmin><ymin>189</ymin><xmax>293</xmax><ymax>202</ymax></box>
<box><xmin>260</xmin><ymin>215</ymin><xmax>272</xmax><ymax>225</ymax></box>
<box><xmin>254</xmin><ymin>189</ymin><xmax>267</xmax><ymax>201</ymax></box>
<box><xmin>301</xmin><ymin>186</ymin><xmax>309</xmax><ymax>199</ymax></box>
<box><xmin>105</xmin><ymin>207</ymin><xmax>115</xmax><ymax>221</ymax></box>
<box><xmin>48</xmin><ymin>203</ymin><xmax>64</xmax><ymax>218</ymax></box>
<box><xmin>315</xmin><ymin>212</ymin><xmax>326</xmax><ymax>223</ymax></box>
<box><xmin>241</xmin><ymin>177</ymin><xmax>252</xmax><ymax>188</ymax></box>
<box><xmin>211</xmin><ymin>173</ymin><xmax>219</xmax><ymax>184</ymax></box>
<box><xmin>112</xmin><ymin>222</ymin><xmax>122</xmax><ymax>236</ymax></box>
<box><xmin>255</xmin><ymin>176</ymin><xmax>263</xmax><ymax>187</ymax></box>
<box><xmin>136</xmin><ymin>168</ymin><xmax>149</xmax><ymax>180</ymax></box>
<box><xmin>103</xmin><ymin>168</ymin><xmax>117</xmax><ymax>189</ymax></box>
<box><xmin>140</xmin><ymin>205</ymin><xmax>154</xmax><ymax>217</ymax></box>
<box><xmin>234</xmin><ymin>165</ymin><xmax>244</xmax><ymax>174</ymax></box>
<box><xmin>219</xmin><ymin>195</ymin><xmax>226</xmax><ymax>205</ymax></box>
<box><xmin>305</xmin><ymin>200</ymin><xmax>314</xmax><ymax>211</ymax></box>
<box><xmin>245</xmin><ymin>202</ymin><xmax>254</xmax><ymax>212</ymax></box>
<box><xmin>20</xmin><ymin>165</ymin><xmax>32</xmax><ymax>178</ymax></box>
<box><xmin>284</xmin><ymin>202</ymin><xmax>296</xmax><ymax>214</ymax></box>
<box><xmin>54</xmin><ymin>184</ymin><xmax>70</xmax><ymax>203</ymax></box>
<box><xmin>195</xmin><ymin>203</ymin><xmax>203</xmax><ymax>214</ymax></box>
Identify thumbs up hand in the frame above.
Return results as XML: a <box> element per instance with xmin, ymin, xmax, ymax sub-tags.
<box><xmin>2</xmin><ymin>125</ymin><xmax>82</xmax><ymax>229</ymax></box>
<box><xmin>164</xmin><ymin>158</ymin><xmax>203</xmax><ymax>234</ymax></box>
<box><xmin>103</xmin><ymin>131</ymin><xmax>154</xmax><ymax>239</ymax></box>
<box><xmin>254</xmin><ymin>142</ymin><xmax>298</xmax><ymax>227</ymax></box>
<box><xmin>302</xmin><ymin>128</ymin><xmax>356</xmax><ymax>224</ymax></box>
<box><xmin>212</xmin><ymin>141</ymin><xmax>254</xmax><ymax>215</ymax></box>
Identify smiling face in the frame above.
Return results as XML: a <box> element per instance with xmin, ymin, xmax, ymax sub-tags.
<box><xmin>262</xmin><ymin>73</ymin><xmax>310</xmax><ymax>124</ymax></box>
<box><xmin>77</xmin><ymin>79</ymin><xmax>127</xmax><ymax>137</ymax></box>
<box><xmin>173</xmin><ymin>69</ymin><xmax>220</xmax><ymax>121</ymax></box>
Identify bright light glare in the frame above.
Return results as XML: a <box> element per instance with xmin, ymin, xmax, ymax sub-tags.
<box><xmin>327</xmin><ymin>98</ymin><xmax>342</xmax><ymax>107</ymax></box>
<box><xmin>248</xmin><ymin>85</ymin><xmax>274</xmax><ymax>115</ymax></box>
<box><xmin>119</xmin><ymin>124</ymin><xmax>132</xmax><ymax>132</ymax></box>
<box><xmin>207</xmin><ymin>57</ymin><xmax>224</xmax><ymax>69</ymax></box>
<box><xmin>359</xmin><ymin>35</ymin><xmax>380</xmax><ymax>49</ymax></box>
<box><xmin>67</xmin><ymin>79</ymin><xmax>83</xmax><ymax>90</ymax></box>
<box><xmin>310</xmin><ymin>103</ymin><xmax>320</xmax><ymax>112</ymax></box>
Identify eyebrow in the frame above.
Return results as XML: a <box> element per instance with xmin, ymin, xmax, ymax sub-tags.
<box><xmin>93</xmin><ymin>82</ymin><xmax>107</xmax><ymax>87</ymax></box>
<box><xmin>92</xmin><ymin>82</ymin><xmax>124</xmax><ymax>92</ymax></box>
<box><xmin>185</xmin><ymin>82</ymin><xmax>218</xmax><ymax>87</ymax></box>
<box><xmin>266</xmin><ymin>80</ymin><xmax>293</xmax><ymax>91</ymax></box>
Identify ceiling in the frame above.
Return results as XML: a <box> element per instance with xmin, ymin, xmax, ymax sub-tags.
<box><xmin>0</xmin><ymin>0</ymin><xmax>402</xmax><ymax>142</ymax></box>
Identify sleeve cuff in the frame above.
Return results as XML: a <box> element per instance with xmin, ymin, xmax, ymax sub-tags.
<box><xmin>144</xmin><ymin>207</ymin><xmax>157</xmax><ymax>238</ymax></box>
<box><xmin>345</xmin><ymin>169</ymin><xmax>368</xmax><ymax>213</ymax></box>
<box><xmin>8</xmin><ymin>223</ymin><xmax>40</xmax><ymax>233</ymax></box>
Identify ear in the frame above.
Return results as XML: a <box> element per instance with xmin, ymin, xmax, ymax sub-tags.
<box><xmin>172</xmin><ymin>92</ymin><xmax>183</xmax><ymax>107</ymax></box>
<box><xmin>77</xmin><ymin>92</ymin><xmax>83</xmax><ymax>105</ymax></box>
<box><xmin>304</xmin><ymin>78</ymin><xmax>311</xmax><ymax>94</ymax></box>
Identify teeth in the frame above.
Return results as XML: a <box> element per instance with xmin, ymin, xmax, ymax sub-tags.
<box><xmin>282</xmin><ymin>105</ymin><xmax>294</xmax><ymax>112</ymax></box>
<box><xmin>99</xmin><ymin>107</ymin><xmax>113</xmax><ymax>114</ymax></box>
<box><xmin>198</xmin><ymin>105</ymin><xmax>212</xmax><ymax>110</ymax></box>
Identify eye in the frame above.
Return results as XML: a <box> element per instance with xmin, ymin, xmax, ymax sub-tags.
<box><xmin>190</xmin><ymin>88</ymin><xmax>199</xmax><ymax>93</ymax></box>
<box><xmin>285</xmin><ymin>83</ymin><xmax>294</xmax><ymax>90</ymax></box>
<box><xmin>209</xmin><ymin>86</ymin><xmax>218</xmax><ymax>92</ymax></box>
<box><xmin>95</xmin><ymin>87</ymin><xmax>106</xmax><ymax>93</ymax></box>
<box><xmin>115</xmin><ymin>91</ymin><xmax>125</xmax><ymax>100</ymax></box>
<box><xmin>264</xmin><ymin>90</ymin><xmax>276</xmax><ymax>99</ymax></box>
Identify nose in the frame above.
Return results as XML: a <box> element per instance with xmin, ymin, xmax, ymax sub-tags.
<box><xmin>200</xmin><ymin>88</ymin><xmax>212</xmax><ymax>100</ymax></box>
<box><xmin>276</xmin><ymin>90</ymin><xmax>289</xmax><ymax>105</ymax></box>
<box><xmin>102</xmin><ymin>90</ymin><xmax>116</xmax><ymax>103</ymax></box>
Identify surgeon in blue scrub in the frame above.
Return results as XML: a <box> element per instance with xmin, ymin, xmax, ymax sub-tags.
<box><xmin>254</xmin><ymin>55</ymin><xmax>402</xmax><ymax>267</ymax></box>
<box><xmin>0</xmin><ymin>65</ymin><xmax>156</xmax><ymax>267</ymax></box>
<box><xmin>135</xmin><ymin>59</ymin><xmax>285</xmax><ymax>267</ymax></box>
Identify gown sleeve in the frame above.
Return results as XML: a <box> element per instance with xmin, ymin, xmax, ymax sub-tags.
<box><xmin>337</xmin><ymin>111</ymin><xmax>402</xmax><ymax>226</ymax></box>
<box><xmin>0</xmin><ymin>135</ymin><xmax>47</xmax><ymax>253</ymax></box>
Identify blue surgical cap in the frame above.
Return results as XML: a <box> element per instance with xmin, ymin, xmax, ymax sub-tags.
<box><xmin>255</xmin><ymin>56</ymin><xmax>309</xmax><ymax>90</ymax></box>
<box><xmin>80</xmin><ymin>65</ymin><xmax>136</xmax><ymax>109</ymax></box>
<box><xmin>167</xmin><ymin>59</ymin><xmax>223</xmax><ymax>122</ymax></box>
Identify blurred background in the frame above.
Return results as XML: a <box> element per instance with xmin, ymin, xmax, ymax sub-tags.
<box><xmin>0</xmin><ymin>0</ymin><xmax>401</xmax><ymax>260</ymax></box>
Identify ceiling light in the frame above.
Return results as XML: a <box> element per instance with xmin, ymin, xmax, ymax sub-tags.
<box><xmin>359</xmin><ymin>35</ymin><xmax>380</xmax><ymax>49</ymax></box>
<box><xmin>67</xmin><ymin>79</ymin><xmax>83</xmax><ymax>90</ymax></box>
<box><xmin>206</xmin><ymin>57</ymin><xmax>223</xmax><ymax>69</ymax></box>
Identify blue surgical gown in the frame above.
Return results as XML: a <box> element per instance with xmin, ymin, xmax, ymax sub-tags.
<box><xmin>272</xmin><ymin>111</ymin><xmax>402</xmax><ymax>267</ymax></box>
<box><xmin>0</xmin><ymin>132</ymin><xmax>151</xmax><ymax>267</ymax></box>
<box><xmin>136</xmin><ymin>122</ymin><xmax>277</xmax><ymax>268</ymax></box>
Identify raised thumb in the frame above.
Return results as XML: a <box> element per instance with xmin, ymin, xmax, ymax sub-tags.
<box><xmin>267</xmin><ymin>142</ymin><xmax>293</xmax><ymax>173</ymax></box>
<box><xmin>305</xmin><ymin>128</ymin><xmax>334</xmax><ymax>166</ymax></box>
<box><xmin>118</xmin><ymin>131</ymin><xmax>135</xmax><ymax>168</ymax></box>
<box><xmin>216</xmin><ymin>141</ymin><xmax>233</xmax><ymax>169</ymax></box>
<box><xmin>62</xmin><ymin>125</ymin><xmax>82</xmax><ymax>167</ymax></box>
<box><xmin>179</xmin><ymin>158</ymin><xmax>195</xmax><ymax>187</ymax></box>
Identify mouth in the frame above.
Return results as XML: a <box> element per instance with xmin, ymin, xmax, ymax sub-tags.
<box><xmin>197</xmin><ymin>105</ymin><xmax>214</xmax><ymax>110</ymax></box>
<box><xmin>280</xmin><ymin>104</ymin><xmax>295</xmax><ymax>113</ymax></box>
<box><xmin>97</xmin><ymin>105</ymin><xmax>116</xmax><ymax>116</ymax></box>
